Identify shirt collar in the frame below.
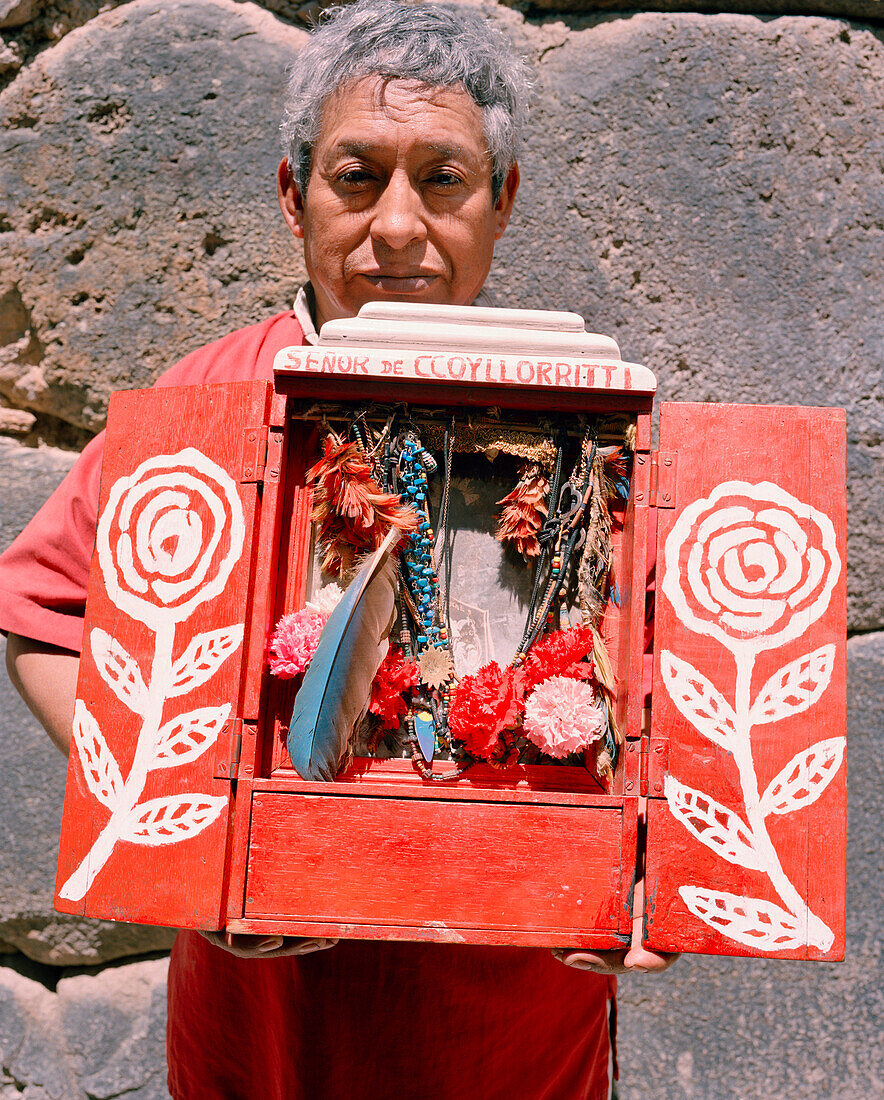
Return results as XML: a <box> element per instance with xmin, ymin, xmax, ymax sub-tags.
<box><xmin>293</xmin><ymin>283</ymin><xmax>320</xmax><ymax>345</ymax></box>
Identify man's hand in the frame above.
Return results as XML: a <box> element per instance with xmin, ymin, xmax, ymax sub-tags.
<box><xmin>199</xmin><ymin>931</ymin><xmax>339</xmax><ymax>959</ymax></box>
<box><xmin>552</xmin><ymin>877</ymin><xmax>680</xmax><ymax>975</ymax></box>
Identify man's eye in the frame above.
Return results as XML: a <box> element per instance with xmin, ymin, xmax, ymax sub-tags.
<box><xmin>429</xmin><ymin>172</ymin><xmax>460</xmax><ymax>187</ymax></box>
<box><xmin>336</xmin><ymin>169</ymin><xmax>374</xmax><ymax>186</ymax></box>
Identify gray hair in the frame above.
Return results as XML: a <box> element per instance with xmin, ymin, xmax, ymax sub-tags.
<box><xmin>280</xmin><ymin>0</ymin><xmax>532</xmax><ymax>201</ymax></box>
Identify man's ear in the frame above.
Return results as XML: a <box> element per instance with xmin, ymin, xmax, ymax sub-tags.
<box><xmin>277</xmin><ymin>158</ymin><xmax>306</xmax><ymax>240</ymax></box>
<box><xmin>493</xmin><ymin>162</ymin><xmax>520</xmax><ymax>240</ymax></box>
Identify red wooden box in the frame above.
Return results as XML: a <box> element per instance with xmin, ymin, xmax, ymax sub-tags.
<box><xmin>55</xmin><ymin>304</ymin><xmax>846</xmax><ymax>960</ymax></box>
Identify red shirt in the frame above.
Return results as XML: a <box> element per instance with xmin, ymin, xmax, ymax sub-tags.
<box><xmin>0</xmin><ymin>312</ymin><xmax>615</xmax><ymax>1100</ymax></box>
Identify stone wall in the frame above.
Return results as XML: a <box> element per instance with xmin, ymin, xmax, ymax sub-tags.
<box><xmin>1</xmin><ymin>0</ymin><xmax>881</xmax><ymax>1095</ymax></box>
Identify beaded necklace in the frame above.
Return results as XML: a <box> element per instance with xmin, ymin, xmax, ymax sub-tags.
<box><xmin>387</xmin><ymin>428</ymin><xmax>469</xmax><ymax>778</ymax></box>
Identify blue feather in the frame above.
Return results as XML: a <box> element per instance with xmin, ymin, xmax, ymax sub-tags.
<box><xmin>287</xmin><ymin>529</ymin><xmax>398</xmax><ymax>780</ymax></box>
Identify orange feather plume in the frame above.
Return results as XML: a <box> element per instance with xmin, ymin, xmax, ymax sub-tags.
<box><xmin>308</xmin><ymin>431</ymin><xmax>418</xmax><ymax>576</ymax></box>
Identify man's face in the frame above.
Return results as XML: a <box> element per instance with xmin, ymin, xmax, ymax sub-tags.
<box><xmin>278</xmin><ymin>77</ymin><xmax>519</xmax><ymax>328</ymax></box>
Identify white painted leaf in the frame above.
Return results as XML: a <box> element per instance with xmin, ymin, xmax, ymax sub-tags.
<box><xmin>125</xmin><ymin>793</ymin><xmax>227</xmax><ymax>846</ymax></box>
<box><xmin>678</xmin><ymin>886</ymin><xmax>833</xmax><ymax>952</ymax></box>
<box><xmin>760</xmin><ymin>737</ymin><xmax>845</xmax><ymax>817</ymax></box>
<box><xmin>153</xmin><ymin>705</ymin><xmax>231</xmax><ymax>768</ymax></box>
<box><xmin>169</xmin><ymin>625</ymin><xmax>245</xmax><ymax>697</ymax></box>
<box><xmin>660</xmin><ymin>651</ymin><xmax>738</xmax><ymax>752</ymax></box>
<box><xmin>750</xmin><ymin>645</ymin><xmax>836</xmax><ymax>726</ymax></box>
<box><xmin>72</xmin><ymin>699</ymin><xmax>124</xmax><ymax>812</ymax></box>
<box><xmin>90</xmin><ymin>628</ymin><xmax>148</xmax><ymax>717</ymax></box>
<box><xmin>665</xmin><ymin>776</ymin><xmax>764</xmax><ymax>870</ymax></box>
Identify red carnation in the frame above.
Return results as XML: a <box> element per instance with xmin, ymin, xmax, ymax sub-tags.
<box><xmin>522</xmin><ymin>626</ymin><xmax>596</xmax><ymax>692</ymax></box>
<box><xmin>449</xmin><ymin>662</ymin><xmax>526</xmax><ymax>760</ymax></box>
<box><xmin>369</xmin><ymin>646</ymin><xmax>419</xmax><ymax>729</ymax></box>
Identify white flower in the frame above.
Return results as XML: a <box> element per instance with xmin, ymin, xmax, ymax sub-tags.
<box><xmin>96</xmin><ymin>448</ymin><xmax>245</xmax><ymax>629</ymax></box>
<box><xmin>306</xmin><ymin>583</ymin><xmax>345</xmax><ymax>615</ymax></box>
<box><xmin>523</xmin><ymin>675</ymin><xmax>607</xmax><ymax>759</ymax></box>
<box><xmin>661</xmin><ymin>481</ymin><xmax>840</xmax><ymax>654</ymax></box>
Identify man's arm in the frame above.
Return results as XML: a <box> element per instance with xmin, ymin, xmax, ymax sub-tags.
<box><xmin>5</xmin><ymin>633</ymin><xmax>79</xmax><ymax>755</ymax></box>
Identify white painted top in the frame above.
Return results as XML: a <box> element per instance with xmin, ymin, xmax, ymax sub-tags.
<box><xmin>273</xmin><ymin>301</ymin><xmax>656</xmax><ymax>395</ymax></box>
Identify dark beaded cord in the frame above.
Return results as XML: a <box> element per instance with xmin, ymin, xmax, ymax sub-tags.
<box><xmin>382</xmin><ymin>420</ymin><xmax>469</xmax><ymax>781</ymax></box>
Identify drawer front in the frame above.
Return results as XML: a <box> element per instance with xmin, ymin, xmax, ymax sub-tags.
<box><xmin>245</xmin><ymin>792</ymin><xmax>625</xmax><ymax>934</ymax></box>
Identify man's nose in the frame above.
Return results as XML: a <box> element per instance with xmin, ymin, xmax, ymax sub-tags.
<box><xmin>369</xmin><ymin>172</ymin><xmax>427</xmax><ymax>250</ymax></box>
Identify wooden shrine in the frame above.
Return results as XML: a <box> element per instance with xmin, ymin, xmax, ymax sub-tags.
<box><xmin>55</xmin><ymin>302</ymin><xmax>846</xmax><ymax>960</ymax></box>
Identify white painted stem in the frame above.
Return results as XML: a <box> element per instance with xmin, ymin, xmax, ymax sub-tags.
<box><xmin>59</xmin><ymin>621</ymin><xmax>176</xmax><ymax>902</ymax></box>
<box><xmin>730</xmin><ymin>648</ymin><xmax>833</xmax><ymax>951</ymax></box>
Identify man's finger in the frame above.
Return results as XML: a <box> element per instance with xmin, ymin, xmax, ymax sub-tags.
<box><xmin>553</xmin><ymin>949</ymin><xmax>629</xmax><ymax>973</ymax></box>
<box><xmin>622</xmin><ymin>946</ymin><xmax>681</xmax><ymax>973</ymax></box>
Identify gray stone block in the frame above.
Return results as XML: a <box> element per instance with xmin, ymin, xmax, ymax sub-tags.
<box><xmin>0</xmin><ymin>439</ymin><xmax>75</xmax><ymax>547</ymax></box>
<box><xmin>0</xmin><ymin>959</ymin><xmax>80</xmax><ymax>1098</ymax></box>
<box><xmin>58</xmin><ymin>958</ymin><xmax>170</xmax><ymax>1099</ymax></box>
<box><xmin>491</xmin><ymin>11</ymin><xmax>884</xmax><ymax>631</ymax></box>
<box><xmin>0</xmin><ymin>440</ymin><xmax>176</xmax><ymax>965</ymax></box>
<box><xmin>615</xmin><ymin>631</ymin><xmax>884</xmax><ymax>1099</ymax></box>
<box><xmin>0</xmin><ymin>0</ymin><xmax>307</xmax><ymax>430</ymax></box>
<box><xmin>0</xmin><ymin>955</ymin><xmax>170</xmax><ymax>1099</ymax></box>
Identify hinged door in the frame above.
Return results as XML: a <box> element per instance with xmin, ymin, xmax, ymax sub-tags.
<box><xmin>644</xmin><ymin>403</ymin><xmax>846</xmax><ymax>959</ymax></box>
<box><xmin>55</xmin><ymin>380</ymin><xmax>274</xmax><ymax>929</ymax></box>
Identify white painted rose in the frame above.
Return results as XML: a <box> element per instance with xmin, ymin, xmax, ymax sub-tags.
<box><xmin>96</xmin><ymin>448</ymin><xmax>245</xmax><ymax>629</ymax></box>
<box><xmin>661</xmin><ymin>481</ymin><xmax>840</xmax><ymax>654</ymax></box>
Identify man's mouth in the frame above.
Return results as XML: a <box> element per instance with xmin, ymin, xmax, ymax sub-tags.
<box><xmin>358</xmin><ymin>272</ymin><xmax>439</xmax><ymax>293</ymax></box>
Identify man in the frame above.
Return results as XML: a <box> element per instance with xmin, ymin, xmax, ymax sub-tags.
<box><xmin>2</xmin><ymin>2</ymin><xmax>673</xmax><ymax>1095</ymax></box>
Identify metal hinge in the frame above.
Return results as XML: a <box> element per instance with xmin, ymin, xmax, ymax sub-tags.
<box><xmin>241</xmin><ymin>426</ymin><xmax>268</xmax><ymax>483</ymax></box>
<box><xmin>635</xmin><ymin>707</ymin><xmax>670</xmax><ymax>798</ymax></box>
<box><xmin>215</xmin><ymin>717</ymin><xmax>243</xmax><ymax>780</ymax></box>
<box><xmin>641</xmin><ymin>730</ymin><xmax>670</xmax><ymax>798</ymax></box>
<box><xmin>649</xmin><ymin>450</ymin><xmax>677</xmax><ymax>509</ymax></box>
<box><xmin>241</xmin><ymin>425</ymin><xmax>283</xmax><ymax>485</ymax></box>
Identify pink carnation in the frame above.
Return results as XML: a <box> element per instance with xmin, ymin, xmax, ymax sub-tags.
<box><xmin>523</xmin><ymin>675</ymin><xmax>607</xmax><ymax>758</ymax></box>
<box><xmin>268</xmin><ymin>608</ymin><xmax>328</xmax><ymax>678</ymax></box>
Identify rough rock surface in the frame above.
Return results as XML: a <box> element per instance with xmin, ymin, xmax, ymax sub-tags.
<box><xmin>2</xmin><ymin>7</ymin><xmax>881</xmax><ymax>628</ymax></box>
<box><xmin>0</xmin><ymin>955</ymin><xmax>170</xmax><ymax>1099</ymax></box>
<box><xmin>1</xmin><ymin>2</ymin><xmax>879</xmax><ymax>90</ymax></box>
<box><xmin>616</xmin><ymin>630</ymin><xmax>884</xmax><ymax>1098</ymax></box>
<box><xmin>0</xmin><ymin>0</ymin><xmax>308</xmax><ymax>430</ymax></box>
<box><xmin>0</xmin><ymin>440</ymin><xmax>176</xmax><ymax>965</ymax></box>
<box><xmin>492</xmin><ymin>11</ymin><xmax>883</xmax><ymax>631</ymax></box>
